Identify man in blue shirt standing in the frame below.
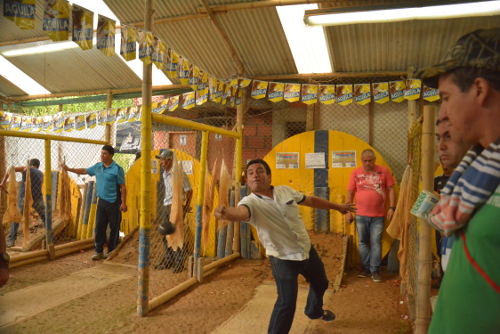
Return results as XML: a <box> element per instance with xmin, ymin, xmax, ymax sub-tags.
<box><xmin>0</xmin><ymin>158</ymin><xmax>46</xmax><ymax>247</ymax></box>
<box><xmin>63</xmin><ymin>145</ymin><xmax>127</xmax><ymax>260</ymax></box>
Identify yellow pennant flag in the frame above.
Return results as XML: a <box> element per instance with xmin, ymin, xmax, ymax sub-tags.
<box><xmin>43</xmin><ymin>115</ymin><xmax>53</xmax><ymax>132</ymax></box>
<box><xmin>372</xmin><ymin>82</ymin><xmax>390</xmax><ymax>104</ymax></box>
<box><xmin>189</xmin><ymin>65</ymin><xmax>200</xmax><ymax>91</ymax></box>
<box><xmin>152</xmin><ymin>37</ymin><xmax>165</xmax><ymax>70</ymax></box>
<box><xmin>178</xmin><ymin>58</ymin><xmax>190</xmax><ymax>85</ymax></box>
<box><xmin>238</xmin><ymin>78</ymin><xmax>252</xmax><ymax>88</ymax></box>
<box><xmin>301</xmin><ymin>84</ymin><xmax>318</xmax><ymax>105</ymax></box>
<box><xmin>390</xmin><ymin>81</ymin><xmax>405</xmax><ymax>103</ymax></box>
<box><xmin>152</xmin><ymin>100</ymin><xmax>168</xmax><ymax>114</ymax></box>
<box><xmin>319</xmin><ymin>85</ymin><xmax>335</xmax><ymax>105</ymax></box>
<box><xmin>96</xmin><ymin>15</ymin><xmax>115</xmax><ymax>57</ymax></box>
<box><xmin>4</xmin><ymin>0</ymin><xmax>36</xmax><ymax>30</ymax></box>
<box><xmin>251</xmin><ymin>80</ymin><xmax>268</xmax><ymax>100</ymax></box>
<box><xmin>75</xmin><ymin>115</ymin><xmax>86</xmax><ymax>130</ymax></box>
<box><xmin>354</xmin><ymin>83</ymin><xmax>371</xmax><ymax>106</ymax></box>
<box><xmin>53</xmin><ymin>112</ymin><xmax>64</xmax><ymax>133</ymax></box>
<box><xmin>98</xmin><ymin>110</ymin><xmax>107</xmax><ymax>126</ymax></box>
<box><xmin>236</xmin><ymin>89</ymin><xmax>243</xmax><ymax>106</ymax></box>
<box><xmin>198</xmin><ymin>71</ymin><xmax>209</xmax><ymax>97</ymax></box>
<box><xmin>165</xmin><ymin>48</ymin><xmax>179</xmax><ymax>79</ymax></box>
<box><xmin>196</xmin><ymin>90</ymin><xmax>208</xmax><ymax>106</ymax></box>
<box><xmin>72</xmin><ymin>4</ymin><xmax>93</xmax><ymax>51</ymax></box>
<box><xmin>404</xmin><ymin>79</ymin><xmax>422</xmax><ymax>101</ymax></box>
<box><xmin>43</xmin><ymin>0</ymin><xmax>70</xmax><ymax>42</ymax></box>
<box><xmin>168</xmin><ymin>96</ymin><xmax>179</xmax><ymax>112</ymax></box>
<box><xmin>1</xmin><ymin>112</ymin><xmax>13</xmax><ymax>129</ymax></box>
<box><xmin>284</xmin><ymin>84</ymin><xmax>301</xmax><ymax>102</ymax></box>
<box><xmin>268</xmin><ymin>82</ymin><xmax>284</xmax><ymax>103</ymax></box>
<box><xmin>106</xmin><ymin>108</ymin><xmax>117</xmax><ymax>125</ymax></box>
<box><xmin>86</xmin><ymin>113</ymin><xmax>97</xmax><ymax>128</ymax></box>
<box><xmin>32</xmin><ymin>117</ymin><xmax>43</xmax><ymax>132</ymax></box>
<box><xmin>138</xmin><ymin>30</ymin><xmax>153</xmax><ymax>65</ymax></box>
<box><xmin>337</xmin><ymin>85</ymin><xmax>353</xmax><ymax>106</ymax></box>
<box><xmin>64</xmin><ymin>116</ymin><xmax>75</xmax><ymax>132</ymax></box>
<box><xmin>10</xmin><ymin>116</ymin><xmax>22</xmax><ymax>131</ymax></box>
<box><xmin>182</xmin><ymin>92</ymin><xmax>195</xmax><ymax>110</ymax></box>
<box><xmin>221</xmin><ymin>83</ymin><xmax>231</xmax><ymax>105</ymax></box>
<box><xmin>209</xmin><ymin>77</ymin><xmax>218</xmax><ymax>102</ymax></box>
<box><xmin>120</xmin><ymin>25</ymin><xmax>136</xmax><ymax>61</ymax></box>
<box><xmin>423</xmin><ymin>85</ymin><xmax>440</xmax><ymax>102</ymax></box>
<box><xmin>20</xmin><ymin>116</ymin><xmax>32</xmax><ymax>132</ymax></box>
<box><xmin>229</xmin><ymin>78</ymin><xmax>238</xmax><ymax>87</ymax></box>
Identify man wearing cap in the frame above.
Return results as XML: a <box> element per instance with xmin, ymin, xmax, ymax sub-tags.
<box><xmin>63</xmin><ymin>145</ymin><xmax>127</xmax><ymax>260</ymax></box>
<box><xmin>154</xmin><ymin>149</ymin><xmax>193</xmax><ymax>273</ymax></box>
<box><xmin>417</xmin><ymin>27</ymin><xmax>500</xmax><ymax>333</ymax></box>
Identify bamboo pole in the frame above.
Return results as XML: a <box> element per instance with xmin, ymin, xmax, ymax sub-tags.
<box><xmin>105</xmin><ymin>91</ymin><xmax>113</xmax><ymax>145</ymax></box>
<box><xmin>233</xmin><ymin>87</ymin><xmax>246</xmax><ymax>254</ymax></box>
<box><xmin>415</xmin><ymin>105</ymin><xmax>435</xmax><ymax>334</ymax></box>
<box><xmin>194</xmin><ymin>130</ymin><xmax>209</xmax><ymax>277</ymax></box>
<box><xmin>0</xmin><ymin>129</ymin><xmax>107</xmax><ymax>145</ymax></box>
<box><xmin>55</xmin><ymin>243</ymin><xmax>94</xmax><ymax>258</ymax></box>
<box><xmin>44</xmin><ymin>139</ymin><xmax>54</xmax><ymax>246</ymax></box>
<box><xmin>137</xmin><ymin>0</ymin><xmax>154</xmax><ymax>318</ymax></box>
<box><xmin>9</xmin><ymin>255</ymin><xmax>48</xmax><ymax>269</ymax></box>
<box><xmin>151</xmin><ymin>114</ymin><xmax>240</xmax><ymax>139</ymax></box>
<box><xmin>53</xmin><ymin>238</ymin><xmax>94</xmax><ymax>251</ymax></box>
<box><xmin>10</xmin><ymin>249</ymin><xmax>48</xmax><ymax>263</ymax></box>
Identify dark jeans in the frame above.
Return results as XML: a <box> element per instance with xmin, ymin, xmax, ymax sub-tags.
<box><xmin>268</xmin><ymin>245</ymin><xmax>329</xmax><ymax>334</ymax></box>
<box><xmin>356</xmin><ymin>215</ymin><xmax>384</xmax><ymax>273</ymax></box>
<box><xmin>95</xmin><ymin>198</ymin><xmax>121</xmax><ymax>254</ymax></box>
<box><xmin>9</xmin><ymin>198</ymin><xmax>46</xmax><ymax>244</ymax></box>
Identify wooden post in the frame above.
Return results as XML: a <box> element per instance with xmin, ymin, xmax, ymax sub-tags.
<box><xmin>105</xmin><ymin>91</ymin><xmax>113</xmax><ymax>145</ymax></box>
<box><xmin>368</xmin><ymin>97</ymin><xmax>374</xmax><ymax>146</ymax></box>
<box><xmin>194</xmin><ymin>130</ymin><xmax>209</xmax><ymax>277</ymax></box>
<box><xmin>415</xmin><ymin>105</ymin><xmax>435</xmax><ymax>333</ymax></box>
<box><xmin>407</xmin><ymin>67</ymin><xmax>417</xmax><ymax>132</ymax></box>
<box><xmin>137</xmin><ymin>0</ymin><xmax>154</xmax><ymax>318</ymax></box>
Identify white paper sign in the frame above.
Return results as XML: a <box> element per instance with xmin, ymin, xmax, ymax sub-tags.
<box><xmin>305</xmin><ymin>153</ymin><xmax>326</xmax><ymax>169</ymax></box>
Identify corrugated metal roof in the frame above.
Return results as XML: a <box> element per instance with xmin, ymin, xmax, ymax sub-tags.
<box><xmin>0</xmin><ymin>0</ymin><xmax>47</xmax><ymax>43</ymax></box>
<box><xmin>4</xmin><ymin>48</ymin><xmax>142</xmax><ymax>94</ymax></box>
<box><xmin>0</xmin><ymin>75</ymin><xmax>27</xmax><ymax>97</ymax></box>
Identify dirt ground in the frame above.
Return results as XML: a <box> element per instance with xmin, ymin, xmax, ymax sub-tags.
<box><xmin>2</xmin><ymin>231</ymin><xmax>413</xmax><ymax>334</ymax></box>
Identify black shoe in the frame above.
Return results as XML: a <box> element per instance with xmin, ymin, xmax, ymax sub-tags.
<box><xmin>372</xmin><ymin>272</ymin><xmax>382</xmax><ymax>283</ymax></box>
<box><xmin>358</xmin><ymin>269</ymin><xmax>371</xmax><ymax>278</ymax></box>
<box><xmin>321</xmin><ymin>310</ymin><xmax>336</xmax><ymax>322</ymax></box>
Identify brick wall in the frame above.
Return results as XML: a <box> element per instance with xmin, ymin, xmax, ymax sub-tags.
<box><xmin>242</xmin><ymin>112</ymin><xmax>273</xmax><ymax>163</ymax></box>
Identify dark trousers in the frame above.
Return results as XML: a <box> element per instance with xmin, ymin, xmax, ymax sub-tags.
<box><xmin>9</xmin><ymin>198</ymin><xmax>46</xmax><ymax>243</ymax></box>
<box><xmin>268</xmin><ymin>245</ymin><xmax>329</xmax><ymax>334</ymax></box>
<box><xmin>95</xmin><ymin>198</ymin><xmax>121</xmax><ymax>254</ymax></box>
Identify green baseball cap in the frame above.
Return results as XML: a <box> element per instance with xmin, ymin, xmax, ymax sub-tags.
<box><xmin>416</xmin><ymin>27</ymin><xmax>500</xmax><ymax>88</ymax></box>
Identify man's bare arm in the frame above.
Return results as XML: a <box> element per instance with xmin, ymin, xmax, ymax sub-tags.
<box><xmin>214</xmin><ymin>205</ymin><xmax>250</xmax><ymax>222</ymax></box>
<box><xmin>62</xmin><ymin>164</ymin><xmax>88</xmax><ymax>175</ymax></box>
<box><xmin>300</xmin><ymin>196</ymin><xmax>356</xmax><ymax>214</ymax></box>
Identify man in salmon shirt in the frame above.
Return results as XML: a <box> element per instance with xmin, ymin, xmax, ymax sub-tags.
<box><xmin>345</xmin><ymin>149</ymin><xmax>395</xmax><ymax>283</ymax></box>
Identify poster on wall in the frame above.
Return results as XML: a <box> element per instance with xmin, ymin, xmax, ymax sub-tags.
<box><xmin>332</xmin><ymin>151</ymin><xmax>357</xmax><ymax>168</ymax></box>
<box><xmin>115</xmin><ymin>121</ymin><xmax>141</xmax><ymax>153</ymax></box>
<box><xmin>305</xmin><ymin>153</ymin><xmax>326</xmax><ymax>169</ymax></box>
<box><xmin>276</xmin><ymin>152</ymin><xmax>299</xmax><ymax>169</ymax></box>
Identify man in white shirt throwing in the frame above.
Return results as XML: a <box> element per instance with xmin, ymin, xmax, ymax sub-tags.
<box><xmin>215</xmin><ymin>159</ymin><xmax>356</xmax><ymax>334</ymax></box>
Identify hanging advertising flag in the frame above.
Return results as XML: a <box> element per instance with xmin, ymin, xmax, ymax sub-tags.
<box><xmin>372</xmin><ymin>82</ymin><xmax>390</xmax><ymax>104</ymax></box>
<box><xmin>165</xmin><ymin>48</ymin><xmax>179</xmax><ymax>79</ymax></box>
<box><xmin>86</xmin><ymin>113</ymin><xmax>97</xmax><ymax>128</ymax></box>
<box><xmin>238</xmin><ymin>78</ymin><xmax>252</xmax><ymax>88</ymax></box>
<box><xmin>196</xmin><ymin>88</ymin><xmax>208</xmax><ymax>106</ymax></box>
<box><xmin>336</xmin><ymin>85</ymin><xmax>353</xmax><ymax>106</ymax></box>
<box><xmin>64</xmin><ymin>116</ymin><xmax>75</xmax><ymax>132</ymax></box>
<box><xmin>229</xmin><ymin>87</ymin><xmax>237</xmax><ymax>106</ymax></box>
<box><xmin>178</xmin><ymin>57</ymin><xmax>190</xmax><ymax>85</ymax></box>
<box><xmin>20</xmin><ymin>116</ymin><xmax>32</xmax><ymax>132</ymax></box>
<box><xmin>181</xmin><ymin>92</ymin><xmax>195</xmax><ymax>110</ymax></box>
<box><xmin>152</xmin><ymin>100</ymin><xmax>168</xmax><ymax>114</ymax></box>
<box><xmin>198</xmin><ymin>71</ymin><xmax>209</xmax><ymax>96</ymax></box>
<box><xmin>215</xmin><ymin>80</ymin><xmax>225</xmax><ymax>103</ymax></box>
<box><xmin>423</xmin><ymin>85</ymin><xmax>440</xmax><ymax>102</ymax></box>
<box><xmin>11</xmin><ymin>115</ymin><xmax>22</xmax><ymax>131</ymax></box>
<box><xmin>120</xmin><ymin>25</ymin><xmax>136</xmax><ymax>61</ymax></box>
<box><xmin>53</xmin><ymin>112</ymin><xmax>64</xmax><ymax>133</ymax></box>
<box><xmin>72</xmin><ymin>4</ymin><xmax>93</xmax><ymax>51</ymax></box>
<box><xmin>75</xmin><ymin>115</ymin><xmax>85</xmax><ymax>130</ymax></box>
<box><xmin>43</xmin><ymin>115</ymin><xmax>53</xmax><ymax>132</ymax></box>
<box><xmin>115</xmin><ymin>108</ymin><xmax>126</xmax><ymax>123</ymax></box>
<box><xmin>106</xmin><ymin>108</ymin><xmax>117</xmax><ymax>125</ymax></box>
<box><xmin>354</xmin><ymin>83</ymin><xmax>371</xmax><ymax>106</ymax></box>
<box><xmin>135</xmin><ymin>105</ymin><xmax>142</xmax><ymax>120</ymax></box>
<box><xmin>209</xmin><ymin>76</ymin><xmax>217</xmax><ymax>102</ymax></box>
<box><xmin>1</xmin><ymin>112</ymin><xmax>13</xmax><ymax>129</ymax></box>
<box><xmin>32</xmin><ymin>117</ymin><xmax>43</xmax><ymax>132</ymax></box>
<box><xmin>43</xmin><ymin>0</ymin><xmax>70</xmax><ymax>42</ymax></box>
<box><xmin>268</xmin><ymin>82</ymin><xmax>284</xmax><ymax>103</ymax></box>
<box><xmin>189</xmin><ymin>65</ymin><xmax>199</xmax><ymax>91</ymax></box>
<box><xmin>152</xmin><ymin>38</ymin><xmax>165</xmax><ymax>70</ymax></box>
<box><xmin>404</xmin><ymin>79</ymin><xmax>422</xmax><ymax>101</ymax></box>
<box><xmin>168</xmin><ymin>96</ymin><xmax>179</xmax><ymax>112</ymax></box>
<box><xmin>229</xmin><ymin>78</ymin><xmax>238</xmax><ymax>87</ymax></box>
<box><xmin>301</xmin><ymin>84</ymin><xmax>318</xmax><ymax>105</ymax></box>
<box><xmin>221</xmin><ymin>83</ymin><xmax>231</xmax><ymax>105</ymax></box>
<box><xmin>389</xmin><ymin>81</ymin><xmax>405</xmax><ymax>103</ymax></box>
<box><xmin>97</xmin><ymin>110</ymin><xmax>107</xmax><ymax>126</ymax></box>
<box><xmin>318</xmin><ymin>85</ymin><xmax>335</xmax><ymax>105</ymax></box>
<box><xmin>236</xmin><ymin>89</ymin><xmax>243</xmax><ymax>106</ymax></box>
<box><xmin>127</xmin><ymin>106</ymin><xmax>137</xmax><ymax>122</ymax></box>
<box><xmin>284</xmin><ymin>83</ymin><xmax>301</xmax><ymax>103</ymax></box>
<box><xmin>96</xmin><ymin>15</ymin><xmax>115</xmax><ymax>57</ymax></box>
<box><xmin>4</xmin><ymin>0</ymin><xmax>36</xmax><ymax>30</ymax></box>
<box><xmin>138</xmin><ymin>30</ymin><xmax>153</xmax><ymax>65</ymax></box>
<box><xmin>251</xmin><ymin>80</ymin><xmax>268</xmax><ymax>100</ymax></box>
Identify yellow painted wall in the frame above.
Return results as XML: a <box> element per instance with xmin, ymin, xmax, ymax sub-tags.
<box><xmin>122</xmin><ymin>149</ymin><xmax>219</xmax><ymax>257</ymax></box>
<box><xmin>264</xmin><ymin>130</ymin><xmax>400</xmax><ymax>265</ymax></box>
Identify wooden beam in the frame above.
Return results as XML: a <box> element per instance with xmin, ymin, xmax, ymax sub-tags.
<box><xmin>252</xmin><ymin>71</ymin><xmax>406</xmax><ymax>81</ymax></box>
<box><xmin>197</xmin><ymin>0</ymin><xmax>333</xmax><ymax>13</ymax></box>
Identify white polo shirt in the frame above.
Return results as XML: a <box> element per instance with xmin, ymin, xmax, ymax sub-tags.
<box><xmin>163</xmin><ymin>169</ymin><xmax>192</xmax><ymax>206</ymax></box>
<box><xmin>238</xmin><ymin>185</ymin><xmax>311</xmax><ymax>260</ymax></box>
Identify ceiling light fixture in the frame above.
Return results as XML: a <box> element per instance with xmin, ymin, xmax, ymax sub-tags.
<box><xmin>304</xmin><ymin>0</ymin><xmax>500</xmax><ymax>27</ymax></box>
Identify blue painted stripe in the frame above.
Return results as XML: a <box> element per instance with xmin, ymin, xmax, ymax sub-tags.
<box><xmin>314</xmin><ymin>130</ymin><xmax>328</xmax><ymax>188</ymax></box>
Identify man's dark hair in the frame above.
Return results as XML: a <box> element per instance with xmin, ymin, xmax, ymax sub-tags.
<box><xmin>450</xmin><ymin>68</ymin><xmax>500</xmax><ymax>93</ymax></box>
<box><xmin>102</xmin><ymin>145</ymin><xmax>115</xmax><ymax>156</ymax></box>
<box><xmin>246</xmin><ymin>159</ymin><xmax>271</xmax><ymax>175</ymax></box>
<box><xmin>29</xmin><ymin>158</ymin><xmax>40</xmax><ymax>168</ymax></box>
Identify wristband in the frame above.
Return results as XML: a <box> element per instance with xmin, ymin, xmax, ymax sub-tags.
<box><xmin>390</xmin><ymin>206</ymin><xmax>396</xmax><ymax>210</ymax></box>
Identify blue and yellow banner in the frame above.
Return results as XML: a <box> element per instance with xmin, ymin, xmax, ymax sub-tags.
<box><xmin>72</xmin><ymin>4</ymin><xmax>93</xmax><ymax>51</ymax></box>
<box><xmin>1</xmin><ymin>112</ymin><xmax>12</xmax><ymax>129</ymax></box>
<box><xmin>284</xmin><ymin>84</ymin><xmax>301</xmax><ymax>102</ymax></box>
<box><xmin>120</xmin><ymin>25</ymin><xmax>136</xmax><ymax>61</ymax></box>
<box><xmin>11</xmin><ymin>116</ymin><xmax>22</xmax><ymax>131</ymax></box>
<box><xmin>53</xmin><ymin>112</ymin><xmax>64</xmax><ymax>133</ymax></box>
<box><xmin>75</xmin><ymin>115</ymin><xmax>86</xmax><ymax>130</ymax></box>
<box><xmin>106</xmin><ymin>108</ymin><xmax>116</xmax><ymax>125</ymax></box>
<box><xmin>390</xmin><ymin>81</ymin><xmax>405</xmax><ymax>103</ymax></box>
<box><xmin>189</xmin><ymin>65</ymin><xmax>199</xmax><ymax>91</ymax></box>
<box><xmin>43</xmin><ymin>0</ymin><xmax>70</xmax><ymax>42</ymax></box>
<box><xmin>4</xmin><ymin>0</ymin><xmax>36</xmax><ymax>30</ymax></box>
<box><xmin>165</xmin><ymin>48</ymin><xmax>179</xmax><ymax>79</ymax></box>
<box><xmin>64</xmin><ymin>116</ymin><xmax>75</xmax><ymax>132</ymax></box>
<box><xmin>182</xmin><ymin>92</ymin><xmax>195</xmax><ymax>110</ymax></box>
<box><xmin>319</xmin><ymin>85</ymin><xmax>335</xmax><ymax>105</ymax></box>
<box><xmin>404</xmin><ymin>79</ymin><xmax>422</xmax><ymax>101</ymax></box>
<box><xmin>354</xmin><ymin>83</ymin><xmax>371</xmax><ymax>106</ymax></box>
<box><xmin>372</xmin><ymin>82</ymin><xmax>389</xmax><ymax>104</ymax></box>
<box><xmin>138</xmin><ymin>30</ymin><xmax>153</xmax><ymax>65</ymax></box>
<box><xmin>301</xmin><ymin>84</ymin><xmax>318</xmax><ymax>105</ymax></box>
<box><xmin>178</xmin><ymin>57</ymin><xmax>190</xmax><ymax>85</ymax></box>
<box><xmin>152</xmin><ymin>37</ymin><xmax>165</xmax><ymax>70</ymax></box>
<box><xmin>20</xmin><ymin>116</ymin><xmax>32</xmax><ymax>132</ymax></box>
<box><xmin>196</xmin><ymin>89</ymin><xmax>208</xmax><ymax>106</ymax></box>
<box><xmin>251</xmin><ymin>80</ymin><xmax>268</xmax><ymax>100</ymax></box>
<box><xmin>43</xmin><ymin>115</ymin><xmax>53</xmax><ymax>132</ymax></box>
<box><xmin>86</xmin><ymin>113</ymin><xmax>97</xmax><ymax>129</ymax></box>
<box><xmin>337</xmin><ymin>85</ymin><xmax>353</xmax><ymax>106</ymax></box>
<box><xmin>268</xmin><ymin>82</ymin><xmax>284</xmax><ymax>103</ymax></box>
<box><xmin>97</xmin><ymin>15</ymin><xmax>115</xmax><ymax>57</ymax></box>
<box><xmin>423</xmin><ymin>85</ymin><xmax>440</xmax><ymax>102</ymax></box>
<box><xmin>32</xmin><ymin>117</ymin><xmax>43</xmax><ymax>132</ymax></box>
<box><xmin>168</xmin><ymin>96</ymin><xmax>179</xmax><ymax>112</ymax></box>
